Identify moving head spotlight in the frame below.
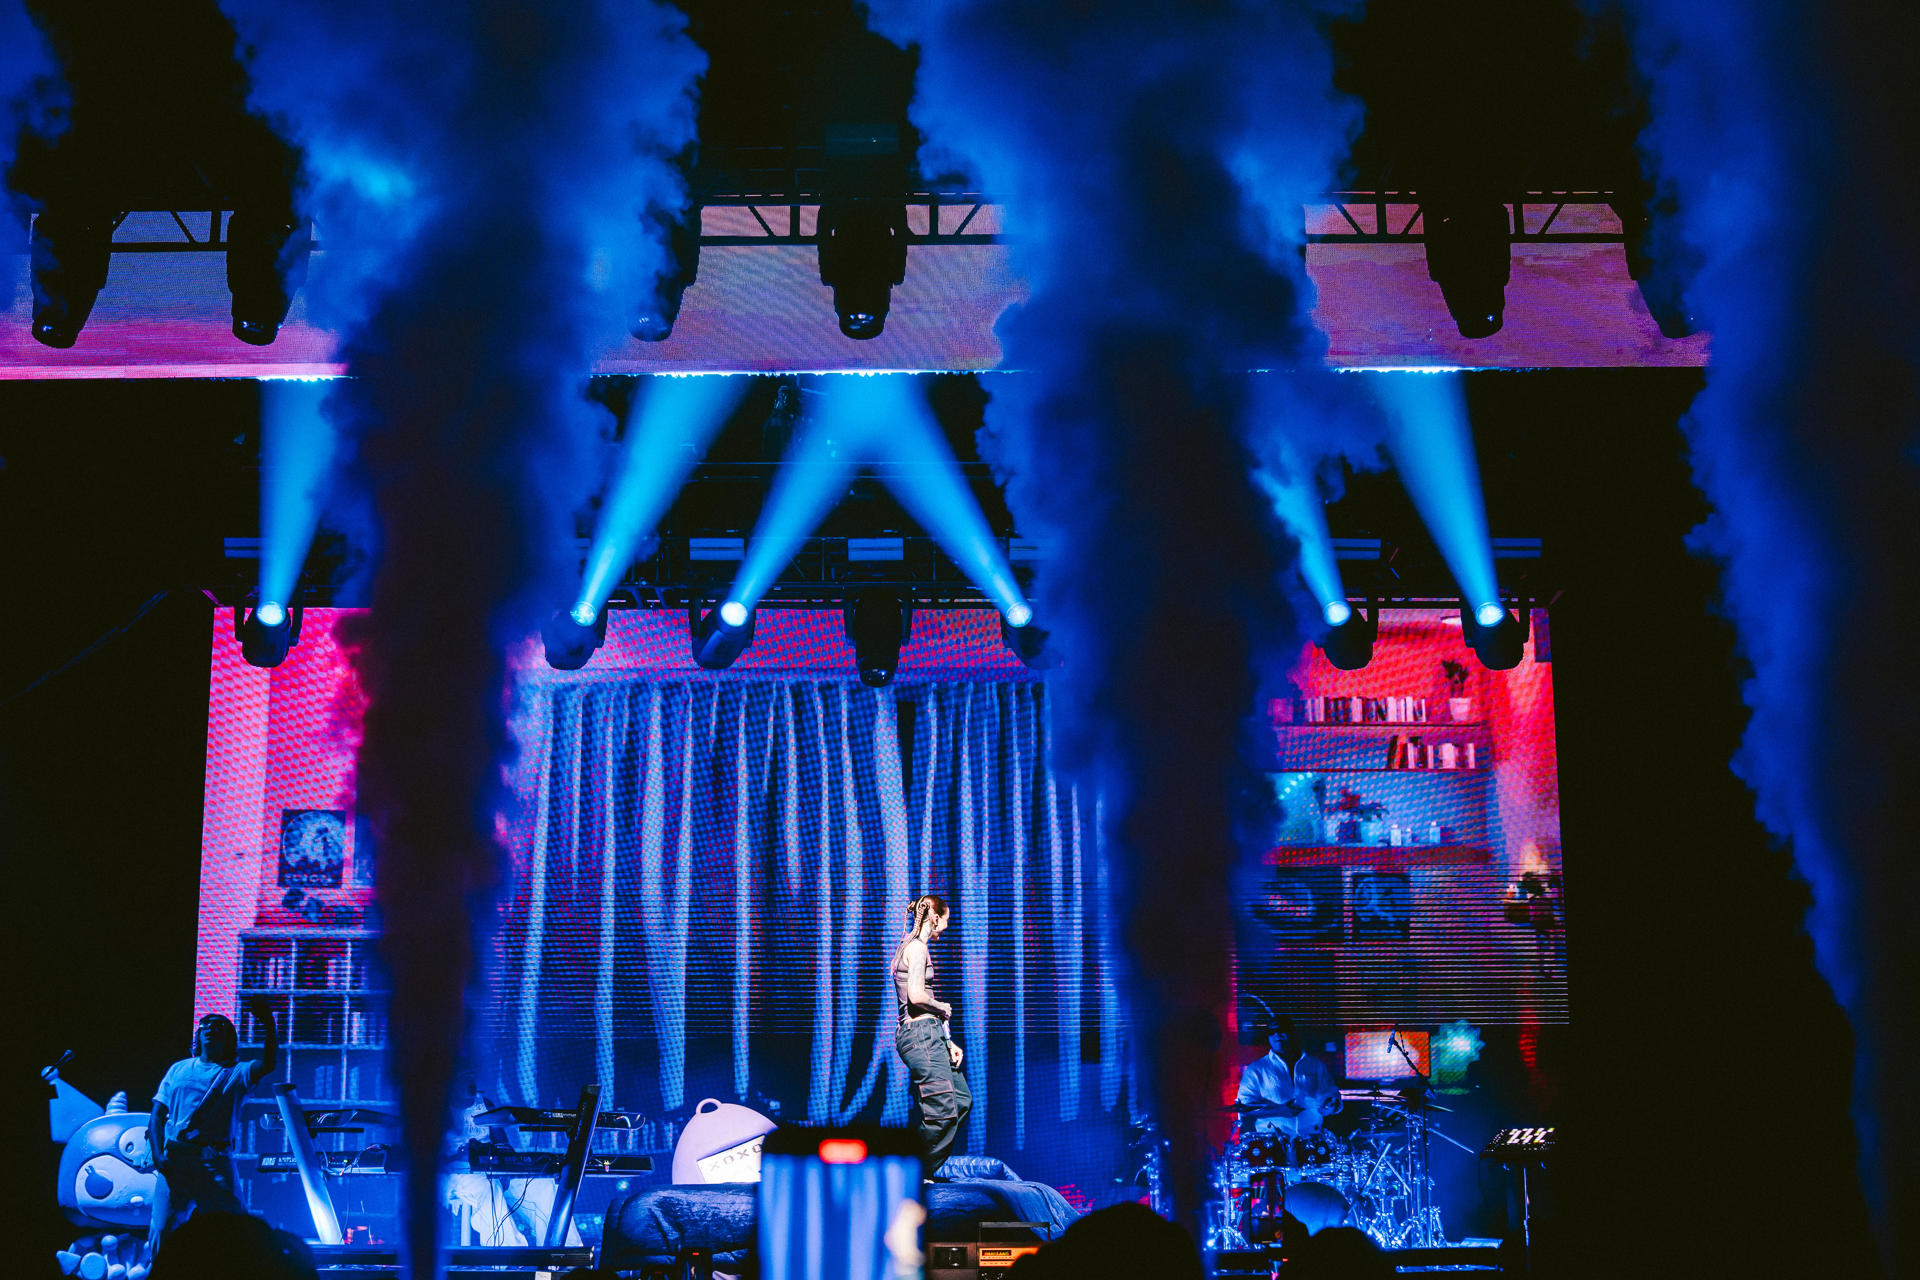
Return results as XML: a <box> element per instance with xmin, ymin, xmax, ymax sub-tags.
<box><xmin>1317</xmin><ymin>600</ymin><xmax>1377</xmax><ymax>671</ymax></box>
<box><xmin>542</xmin><ymin>606</ymin><xmax>607</xmax><ymax>671</ymax></box>
<box><xmin>29</xmin><ymin>209</ymin><xmax>113</xmax><ymax>349</ymax></box>
<box><xmin>1461</xmin><ymin>599</ymin><xmax>1529</xmax><ymax>670</ymax></box>
<box><xmin>844</xmin><ymin>587</ymin><xmax>911</xmax><ymax>687</ymax></box>
<box><xmin>1424</xmin><ymin>198</ymin><xmax>1512</xmax><ymax>339</ymax></box>
<box><xmin>1612</xmin><ymin>183</ymin><xmax>1698</xmax><ymax>340</ymax></box>
<box><xmin>227</xmin><ymin>213</ymin><xmax>313</xmax><ymax>346</ymax></box>
<box><xmin>236</xmin><ymin>600</ymin><xmax>305</xmax><ymax>669</ymax></box>
<box><xmin>1001</xmin><ymin>613</ymin><xmax>1048</xmax><ymax>670</ymax></box>
<box><xmin>817</xmin><ymin>198</ymin><xmax>909</xmax><ymax>340</ymax></box>
<box><xmin>634</xmin><ymin>201</ymin><xmax>702</xmax><ymax>342</ymax></box>
<box><xmin>691</xmin><ymin>600</ymin><xmax>756</xmax><ymax>671</ymax></box>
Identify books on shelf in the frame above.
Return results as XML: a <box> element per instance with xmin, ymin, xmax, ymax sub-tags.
<box><xmin>1276</xmin><ymin>695</ymin><xmax>1431</xmax><ymax>725</ymax></box>
<box><xmin>245</xmin><ymin>935</ymin><xmax>379</xmax><ymax>992</ymax></box>
<box><xmin>1384</xmin><ymin>735</ymin><xmax>1482</xmax><ymax>770</ymax></box>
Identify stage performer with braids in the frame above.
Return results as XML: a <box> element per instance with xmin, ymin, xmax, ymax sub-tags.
<box><xmin>892</xmin><ymin>893</ymin><xmax>972</xmax><ymax>1173</ymax></box>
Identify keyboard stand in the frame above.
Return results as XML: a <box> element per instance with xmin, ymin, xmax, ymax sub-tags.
<box><xmin>274</xmin><ymin>1082</ymin><xmax>344</xmax><ymax>1245</ymax></box>
<box><xmin>543</xmin><ymin>1083</ymin><xmax>602</xmax><ymax>1248</ymax></box>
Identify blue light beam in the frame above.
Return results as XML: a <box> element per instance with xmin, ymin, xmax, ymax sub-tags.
<box><xmin>725</xmin><ymin>385</ymin><xmax>862</xmax><ymax>615</ymax></box>
<box><xmin>576</xmin><ymin>376</ymin><xmax>748</xmax><ymax>621</ymax></box>
<box><xmin>840</xmin><ymin>376</ymin><xmax>1032</xmax><ymax>625</ymax></box>
<box><xmin>1373</xmin><ymin>371</ymin><xmax>1500</xmax><ymax>614</ymax></box>
<box><xmin>259</xmin><ymin>380</ymin><xmax>339</xmax><ymax>615</ymax></box>
<box><xmin>1255</xmin><ymin>449</ymin><xmax>1346</xmax><ymax>627</ymax></box>
<box><xmin>725</xmin><ymin>375</ymin><xmax>1034</xmax><ymax>627</ymax></box>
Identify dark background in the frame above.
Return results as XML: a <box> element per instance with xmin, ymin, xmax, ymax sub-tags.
<box><xmin>2</xmin><ymin>369</ymin><xmax>1876</xmax><ymax>1276</ymax></box>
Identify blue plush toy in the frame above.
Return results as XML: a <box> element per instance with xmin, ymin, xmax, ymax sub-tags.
<box><xmin>46</xmin><ymin>1061</ymin><xmax>158</xmax><ymax>1279</ymax></box>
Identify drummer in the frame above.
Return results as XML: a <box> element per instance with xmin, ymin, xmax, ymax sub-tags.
<box><xmin>1235</xmin><ymin>1015</ymin><xmax>1343</xmax><ymax>1142</ymax></box>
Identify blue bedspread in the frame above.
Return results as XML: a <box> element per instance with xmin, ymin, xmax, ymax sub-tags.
<box><xmin>603</xmin><ymin>1178</ymin><xmax>1080</xmax><ymax>1270</ymax></box>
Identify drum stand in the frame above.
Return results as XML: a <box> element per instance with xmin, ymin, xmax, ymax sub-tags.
<box><xmin>1203</xmin><ymin>1158</ymin><xmax>1252</xmax><ymax>1252</ymax></box>
<box><xmin>1346</xmin><ymin>1127</ymin><xmax>1422</xmax><ymax>1247</ymax></box>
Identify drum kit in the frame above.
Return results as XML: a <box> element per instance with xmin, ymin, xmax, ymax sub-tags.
<box><xmin>1205</xmin><ymin>1083</ymin><xmax>1464</xmax><ymax>1252</ymax></box>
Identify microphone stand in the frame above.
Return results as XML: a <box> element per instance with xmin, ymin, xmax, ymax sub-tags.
<box><xmin>1388</xmin><ymin>1031</ymin><xmax>1437</xmax><ymax>1247</ymax></box>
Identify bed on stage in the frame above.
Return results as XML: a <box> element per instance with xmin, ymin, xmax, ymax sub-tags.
<box><xmin>601</xmin><ymin>1177</ymin><xmax>1081</xmax><ymax>1271</ymax></box>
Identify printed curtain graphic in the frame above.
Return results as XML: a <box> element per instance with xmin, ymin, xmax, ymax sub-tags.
<box><xmin>495</xmin><ymin>675</ymin><xmax>1125</xmax><ymax>1157</ymax></box>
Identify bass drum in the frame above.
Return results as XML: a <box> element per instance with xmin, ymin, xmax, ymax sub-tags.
<box><xmin>1284</xmin><ymin>1180</ymin><xmax>1351</xmax><ymax>1236</ymax></box>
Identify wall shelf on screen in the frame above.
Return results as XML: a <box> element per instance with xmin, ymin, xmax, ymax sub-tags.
<box><xmin>1273</xmin><ymin>765</ymin><xmax>1492</xmax><ymax>774</ymax></box>
<box><xmin>1280</xmin><ymin>721</ymin><xmax>1490</xmax><ymax>730</ymax></box>
<box><xmin>1267</xmin><ymin>767</ymin><xmax>1489</xmax><ymax>775</ymax></box>
<box><xmin>1274</xmin><ymin>724</ymin><xmax>1495</xmax><ymax>772</ymax></box>
<box><xmin>1262</xmin><ymin>845</ymin><xmax>1492</xmax><ymax>869</ymax></box>
<box><xmin>239</xmin><ymin>930</ymin><xmax>383</xmax><ymax>993</ymax></box>
<box><xmin>234</xmin><ymin>926</ymin><xmax>392</xmax><ymax>1156</ymax></box>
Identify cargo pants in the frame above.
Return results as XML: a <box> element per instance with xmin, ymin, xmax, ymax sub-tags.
<box><xmin>895</xmin><ymin>1015</ymin><xmax>972</xmax><ymax>1173</ymax></box>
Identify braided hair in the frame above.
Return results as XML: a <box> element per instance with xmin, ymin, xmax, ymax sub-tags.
<box><xmin>194</xmin><ymin>1014</ymin><xmax>239</xmax><ymax>1065</ymax></box>
<box><xmin>905</xmin><ymin>893</ymin><xmax>949</xmax><ymax>940</ymax></box>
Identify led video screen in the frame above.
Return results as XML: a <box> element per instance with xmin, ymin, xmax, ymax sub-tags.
<box><xmin>196</xmin><ymin>603</ymin><xmax>1562</xmax><ymax>1236</ymax></box>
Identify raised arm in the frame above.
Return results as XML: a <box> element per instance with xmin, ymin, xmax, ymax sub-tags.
<box><xmin>902</xmin><ymin>938</ymin><xmax>951</xmax><ymax>1019</ymax></box>
<box><xmin>243</xmin><ymin>995</ymin><xmax>279</xmax><ymax>1086</ymax></box>
<box><xmin>1310</xmin><ymin>1060</ymin><xmax>1342</xmax><ymax>1113</ymax></box>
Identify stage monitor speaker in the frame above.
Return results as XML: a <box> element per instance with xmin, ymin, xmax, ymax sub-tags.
<box><xmin>928</xmin><ymin>1219</ymin><xmax>1047</xmax><ymax>1279</ymax></box>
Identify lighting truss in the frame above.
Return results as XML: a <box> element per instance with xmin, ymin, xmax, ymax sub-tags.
<box><xmin>617</xmin><ymin>534</ymin><xmax>1022</xmax><ymax>613</ymax></box>
<box><xmin>1305</xmin><ymin>192</ymin><xmax>1628</xmax><ymax>244</ymax></box>
<box><xmin>100</xmin><ymin>190</ymin><xmax>1630</xmax><ymax>257</ymax></box>
<box><xmin>214</xmin><ymin>534</ymin><xmax>1549</xmax><ymax>615</ymax></box>
<box><xmin>76</xmin><ymin>210</ymin><xmax>321</xmax><ymax>255</ymax></box>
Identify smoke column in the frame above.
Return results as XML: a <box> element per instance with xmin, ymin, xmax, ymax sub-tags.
<box><xmin>220</xmin><ymin>4</ymin><xmax>701</xmax><ymax>1273</ymax></box>
<box><xmin>872</xmin><ymin>1</ymin><xmax>1365</xmax><ymax>1224</ymax></box>
<box><xmin>1619</xmin><ymin>2</ymin><xmax>1920</xmax><ymax>1268</ymax></box>
<box><xmin>1</xmin><ymin>1</ymin><xmax>58</xmax><ymax>257</ymax></box>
